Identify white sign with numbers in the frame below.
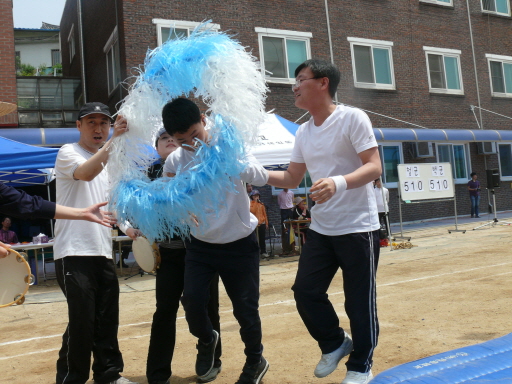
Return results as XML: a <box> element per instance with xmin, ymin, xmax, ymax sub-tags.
<box><xmin>397</xmin><ymin>163</ymin><xmax>454</xmax><ymax>201</ymax></box>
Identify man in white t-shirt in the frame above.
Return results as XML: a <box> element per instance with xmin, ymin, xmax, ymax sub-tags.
<box><xmin>267</xmin><ymin>60</ymin><xmax>381</xmax><ymax>384</ymax></box>
<box><xmin>53</xmin><ymin>102</ymin><xmax>138</xmax><ymax>384</ymax></box>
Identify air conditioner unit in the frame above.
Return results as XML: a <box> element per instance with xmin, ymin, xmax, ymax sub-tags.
<box><xmin>477</xmin><ymin>142</ymin><xmax>497</xmax><ymax>155</ymax></box>
<box><xmin>413</xmin><ymin>142</ymin><xmax>433</xmax><ymax>158</ymax></box>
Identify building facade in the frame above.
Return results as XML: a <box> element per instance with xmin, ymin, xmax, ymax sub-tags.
<box><xmin>59</xmin><ymin>0</ymin><xmax>512</xmax><ymax>224</ymax></box>
<box><xmin>0</xmin><ymin>0</ymin><xmax>18</xmax><ymax>127</ymax></box>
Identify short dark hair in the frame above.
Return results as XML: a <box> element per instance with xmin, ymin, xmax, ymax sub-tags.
<box><xmin>470</xmin><ymin>172</ymin><xmax>477</xmax><ymax>177</ymax></box>
<box><xmin>162</xmin><ymin>98</ymin><xmax>201</xmax><ymax>135</ymax></box>
<box><xmin>294</xmin><ymin>59</ymin><xmax>340</xmax><ymax>98</ymax></box>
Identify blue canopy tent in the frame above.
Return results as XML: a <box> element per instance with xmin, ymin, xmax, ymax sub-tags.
<box><xmin>0</xmin><ymin>136</ymin><xmax>59</xmax><ymax>236</ymax></box>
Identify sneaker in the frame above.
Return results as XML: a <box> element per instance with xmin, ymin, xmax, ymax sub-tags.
<box><xmin>261</xmin><ymin>253</ymin><xmax>269</xmax><ymax>258</ymax></box>
<box><xmin>101</xmin><ymin>377</ymin><xmax>140</xmax><ymax>384</ymax></box>
<box><xmin>196</xmin><ymin>330</ymin><xmax>219</xmax><ymax>379</ymax></box>
<box><xmin>475</xmin><ymin>215</ymin><xmax>481</xmax><ymax>218</ymax></box>
<box><xmin>314</xmin><ymin>332</ymin><xmax>353</xmax><ymax>378</ymax></box>
<box><xmin>341</xmin><ymin>370</ymin><xmax>373</xmax><ymax>384</ymax></box>
<box><xmin>197</xmin><ymin>361</ymin><xmax>222</xmax><ymax>383</ymax></box>
<box><xmin>235</xmin><ymin>356</ymin><xmax>269</xmax><ymax>384</ymax></box>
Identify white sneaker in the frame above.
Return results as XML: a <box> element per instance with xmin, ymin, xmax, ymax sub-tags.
<box><xmin>314</xmin><ymin>331</ymin><xmax>353</xmax><ymax>378</ymax></box>
<box><xmin>341</xmin><ymin>370</ymin><xmax>373</xmax><ymax>384</ymax></box>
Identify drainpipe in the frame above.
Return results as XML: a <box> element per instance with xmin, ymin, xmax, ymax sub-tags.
<box><xmin>466</xmin><ymin>0</ymin><xmax>483</xmax><ymax>130</ymax></box>
<box><xmin>78</xmin><ymin>0</ymin><xmax>87</xmax><ymax>102</ymax></box>
<box><xmin>324</xmin><ymin>0</ymin><xmax>338</xmax><ymax>103</ymax></box>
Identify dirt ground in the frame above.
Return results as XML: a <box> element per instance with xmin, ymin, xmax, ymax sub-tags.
<box><xmin>1</xmin><ymin>220</ymin><xmax>511</xmax><ymax>384</ymax></box>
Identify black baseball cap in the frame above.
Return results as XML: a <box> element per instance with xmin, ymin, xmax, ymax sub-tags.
<box><xmin>77</xmin><ymin>102</ymin><xmax>113</xmax><ymax>120</ymax></box>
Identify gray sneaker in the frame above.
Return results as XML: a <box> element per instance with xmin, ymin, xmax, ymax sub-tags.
<box><xmin>103</xmin><ymin>377</ymin><xmax>140</xmax><ymax>384</ymax></box>
<box><xmin>314</xmin><ymin>331</ymin><xmax>353</xmax><ymax>378</ymax></box>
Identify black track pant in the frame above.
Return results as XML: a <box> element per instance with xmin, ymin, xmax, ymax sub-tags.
<box><xmin>55</xmin><ymin>256</ymin><xmax>123</xmax><ymax>384</ymax></box>
<box><xmin>292</xmin><ymin>229</ymin><xmax>380</xmax><ymax>374</ymax></box>
<box><xmin>182</xmin><ymin>232</ymin><xmax>263</xmax><ymax>365</ymax></box>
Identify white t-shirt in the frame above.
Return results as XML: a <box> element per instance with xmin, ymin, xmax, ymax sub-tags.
<box><xmin>374</xmin><ymin>186</ymin><xmax>389</xmax><ymax>213</ymax></box>
<box><xmin>53</xmin><ymin>143</ymin><xmax>112</xmax><ymax>260</ymax></box>
<box><xmin>164</xmin><ymin>148</ymin><xmax>269</xmax><ymax>244</ymax></box>
<box><xmin>290</xmin><ymin>105</ymin><xmax>380</xmax><ymax>236</ymax></box>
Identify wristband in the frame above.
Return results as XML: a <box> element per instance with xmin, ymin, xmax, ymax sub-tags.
<box><xmin>329</xmin><ymin>175</ymin><xmax>347</xmax><ymax>194</ymax></box>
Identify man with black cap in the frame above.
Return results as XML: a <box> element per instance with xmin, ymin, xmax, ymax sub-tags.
<box><xmin>53</xmin><ymin>102</ymin><xmax>138</xmax><ymax>384</ymax></box>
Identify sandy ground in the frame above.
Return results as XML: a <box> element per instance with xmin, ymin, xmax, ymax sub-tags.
<box><xmin>1</xmin><ymin>218</ymin><xmax>511</xmax><ymax>384</ymax></box>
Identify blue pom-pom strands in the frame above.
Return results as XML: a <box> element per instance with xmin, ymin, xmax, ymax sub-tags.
<box><xmin>108</xmin><ymin>23</ymin><xmax>268</xmax><ymax>242</ymax></box>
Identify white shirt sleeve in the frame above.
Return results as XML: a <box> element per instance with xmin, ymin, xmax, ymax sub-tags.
<box><xmin>349</xmin><ymin>109</ymin><xmax>378</xmax><ymax>154</ymax></box>
<box><xmin>55</xmin><ymin>144</ymin><xmax>85</xmax><ymax>180</ymax></box>
<box><xmin>240</xmin><ymin>151</ymin><xmax>269</xmax><ymax>187</ymax></box>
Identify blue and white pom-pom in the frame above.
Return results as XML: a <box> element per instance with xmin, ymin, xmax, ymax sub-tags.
<box><xmin>108</xmin><ymin>23</ymin><xmax>268</xmax><ymax>242</ymax></box>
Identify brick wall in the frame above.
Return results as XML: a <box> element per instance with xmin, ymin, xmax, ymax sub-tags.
<box><xmin>0</xmin><ymin>0</ymin><xmax>18</xmax><ymax>126</ymax></box>
<box><xmin>61</xmin><ymin>0</ymin><xmax>512</xmax><ymax>222</ymax></box>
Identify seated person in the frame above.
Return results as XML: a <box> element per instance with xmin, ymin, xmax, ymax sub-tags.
<box><xmin>0</xmin><ymin>217</ymin><xmax>18</xmax><ymax>244</ymax></box>
<box><xmin>291</xmin><ymin>197</ymin><xmax>311</xmax><ymax>244</ymax></box>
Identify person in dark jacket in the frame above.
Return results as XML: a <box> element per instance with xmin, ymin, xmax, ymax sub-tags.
<box><xmin>0</xmin><ymin>183</ymin><xmax>116</xmax><ymax>258</ymax></box>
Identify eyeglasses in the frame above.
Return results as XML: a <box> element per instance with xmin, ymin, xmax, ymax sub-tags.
<box><xmin>292</xmin><ymin>77</ymin><xmax>319</xmax><ymax>90</ymax></box>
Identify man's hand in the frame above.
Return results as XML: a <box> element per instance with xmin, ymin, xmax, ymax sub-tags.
<box><xmin>126</xmin><ymin>228</ymin><xmax>142</xmax><ymax>240</ymax></box>
<box><xmin>310</xmin><ymin>178</ymin><xmax>337</xmax><ymax>204</ymax></box>
<box><xmin>0</xmin><ymin>241</ymin><xmax>11</xmax><ymax>258</ymax></box>
<box><xmin>112</xmin><ymin>115</ymin><xmax>129</xmax><ymax>138</ymax></box>
<box><xmin>81</xmin><ymin>202</ymin><xmax>118</xmax><ymax>227</ymax></box>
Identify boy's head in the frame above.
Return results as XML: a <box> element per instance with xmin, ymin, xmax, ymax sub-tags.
<box><xmin>155</xmin><ymin>127</ymin><xmax>178</xmax><ymax>160</ymax></box>
<box><xmin>294</xmin><ymin>59</ymin><xmax>340</xmax><ymax>98</ymax></box>
<box><xmin>162</xmin><ymin>98</ymin><xmax>208</xmax><ymax>151</ymax></box>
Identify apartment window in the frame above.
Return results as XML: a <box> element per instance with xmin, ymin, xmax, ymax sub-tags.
<box><xmin>436</xmin><ymin>143</ymin><xmax>469</xmax><ymax>182</ymax></box>
<box><xmin>104</xmin><ymin>27</ymin><xmax>121</xmax><ymax>95</ymax></box>
<box><xmin>424</xmin><ymin>47</ymin><xmax>463</xmax><ymax>94</ymax></box>
<box><xmin>348</xmin><ymin>37</ymin><xmax>395</xmax><ymax>90</ymax></box>
<box><xmin>481</xmin><ymin>0</ymin><xmax>510</xmax><ymax>15</ymax></box>
<box><xmin>51</xmin><ymin>49</ymin><xmax>61</xmax><ymax>66</ymax></box>
<box><xmin>153</xmin><ymin>19</ymin><xmax>220</xmax><ymax>47</ymax></box>
<box><xmin>486</xmin><ymin>54</ymin><xmax>512</xmax><ymax>97</ymax></box>
<box><xmin>420</xmin><ymin>0</ymin><xmax>452</xmax><ymax>5</ymax></box>
<box><xmin>68</xmin><ymin>24</ymin><xmax>75</xmax><ymax>63</ymax></box>
<box><xmin>256</xmin><ymin>28</ymin><xmax>312</xmax><ymax>83</ymax></box>
<box><xmin>498</xmin><ymin>143</ymin><xmax>512</xmax><ymax>178</ymax></box>
<box><xmin>378</xmin><ymin>143</ymin><xmax>403</xmax><ymax>187</ymax></box>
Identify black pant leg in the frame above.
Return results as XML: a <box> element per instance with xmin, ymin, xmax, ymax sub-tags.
<box><xmin>335</xmin><ymin>231</ymin><xmax>380</xmax><ymax>373</ymax></box>
<box><xmin>292</xmin><ymin>230</ymin><xmax>344</xmax><ymax>354</ymax></box>
<box><xmin>55</xmin><ymin>257</ymin><xmax>111</xmax><ymax>384</ymax></box>
<box><xmin>91</xmin><ymin>258</ymin><xmax>124</xmax><ymax>383</ymax></box>
<box><xmin>256</xmin><ymin>225</ymin><xmax>266</xmax><ymax>254</ymax></box>
<box><xmin>146</xmin><ymin>247</ymin><xmax>186</xmax><ymax>382</ymax></box>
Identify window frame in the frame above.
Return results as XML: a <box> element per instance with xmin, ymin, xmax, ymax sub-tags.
<box><xmin>103</xmin><ymin>26</ymin><xmax>121</xmax><ymax>96</ymax></box>
<box><xmin>498</xmin><ymin>143</ymin><xmax>512</xmax><ymax>180</ymax></box>
<box><xmin>481</xmin><ymin>0</ymin><xmax>511</xmax><ymax>16</ymax></box>
<box><xmin>378</xmin><ymin>142</ymin><xmax>403</xmax><ymax>189</ymax></box>
<box><xmin>255</xmin><ymin>27</ymin><xmax>312</xmax><ymax>84</ymax></box>
<box><xmin>435</xmin><ymin>143</ymin><xmax>470</xmax><ymax>183</ymax></box>
<box><xmin>68</xmin><ymin>24</ymin><xmax>75</xmax><ymax>63</ymax></box>
<box><xmin>347</xmin><ymin>37</ymin><xmax>396</xmax><ymax>90</ymax></box>
<box><xmin>423</xmin><ymin>46</ymin><xmax>464</xmax><ymax>95</ymax></box>
<box><xmin>51</xmin><ymin>49</ymin><xmax>61</xmax><ymax>66</ymax></box>
<box><xmin>152</xmin><ymin>19</ymin><xmax>220</xmax><ymax>47</ymax></box>
<box><xmin>486</xmin><ymin>53</ymin><xmax>512</xmax><ymax>98</ymax></box>
<box><xmin>420</xmin><ymin>0</ymin><xmax>453</xmax><ymax>6</ymax></box>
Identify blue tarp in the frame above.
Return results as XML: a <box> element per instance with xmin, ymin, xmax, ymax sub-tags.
<box><xmin>0</xmin><ymin>136</ymin><xmax>58</xmax><ymax>187</ymax></box>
